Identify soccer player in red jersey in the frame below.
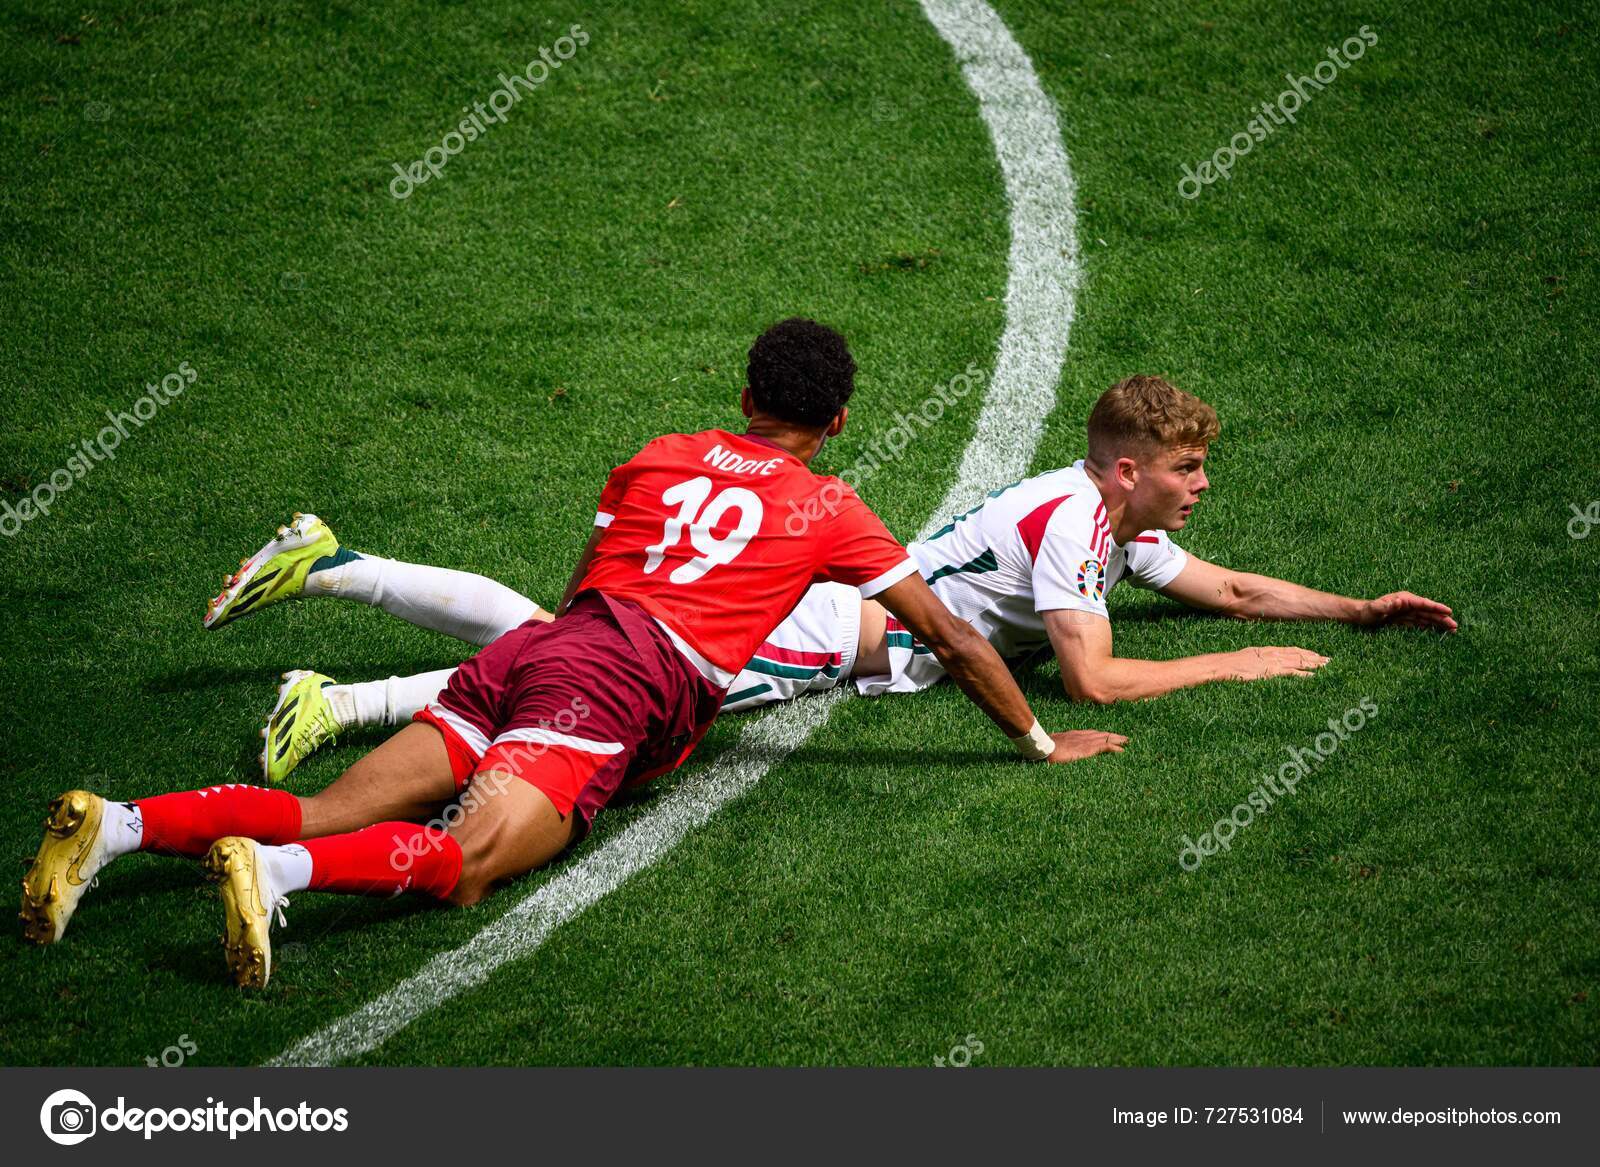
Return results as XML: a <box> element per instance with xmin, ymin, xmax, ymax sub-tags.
<box><xmin>22</xmin><ymin>318</ymin><xmax>1124</xmax><ymax>986</ymax></box>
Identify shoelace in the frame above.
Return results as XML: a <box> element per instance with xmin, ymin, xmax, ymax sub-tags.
<box><xmin>273</xmin><ymin>896</ymin><xmax>290</xmax><ymax>930</ymax></box>
<box><xmin>312</xmin><ymin>707</ymin><xmax>342</xmax><ymax>743</ymax></box>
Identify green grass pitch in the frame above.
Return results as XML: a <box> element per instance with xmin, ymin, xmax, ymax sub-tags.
<box><xmin>1</xmin><ymin>0</ymin><xmax>1596</xmax><ymax>1065</ymax></box>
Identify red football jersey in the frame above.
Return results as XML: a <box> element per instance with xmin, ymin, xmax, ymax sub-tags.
<box><xmin>579</xmin><ymin>429</ymin><xmax>915</xmax><ymax>684</ymax></box>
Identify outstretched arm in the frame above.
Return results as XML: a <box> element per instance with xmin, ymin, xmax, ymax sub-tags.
<box><xmin>875</xmin><ymin>574</ymin><xmax>1127</xmax><ymax>763</ymax></box>
<box><xmin>1045</xmin><ymin>608</ymin><xmax>1328</xmax><ymax>705</ymax></box>
<box><xmin>1159</xmin><ymin>556</ymin><xmax>1457</xmax><ymax>631</ymax></box>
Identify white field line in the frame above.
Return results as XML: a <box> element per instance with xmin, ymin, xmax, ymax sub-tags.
<box><xmin>914</xmin><ymin>0</ymin><xmax>1079</xmax><ymax>537</ymax></box>
<box><xmin>270</xmin><ymin>0</ymin><xmax>1079</xmax><ymax>1067</ymax></box>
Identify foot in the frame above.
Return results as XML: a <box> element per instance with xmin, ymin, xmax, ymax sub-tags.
<box><xmin>20</xmin><ymin>791</ymin><xmax>114</xmax><ymax>945</ymax></box>
<box><xmin>261</xmin><ymin>670</ymin><xmax>344</xmax><ymax>785</ymax></box>
<box><xmin>204</xmin><ymin>837</ymin><xmax>289</xmax><ymax>989</ymax></box>
<box><xmin>203</xmin><ymin>513</ymin><xmax>342</xmax><ymax>630</ymax></box>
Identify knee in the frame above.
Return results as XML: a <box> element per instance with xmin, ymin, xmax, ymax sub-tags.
<box><xmin>445</xmin><ymin>878</ymin><xmax>487</xmax><ymax>907</ymax></box>
<box><xmin>445</xmin><ymin>853</ymin><xmax>492</xmax><ymax>907</ymax></box>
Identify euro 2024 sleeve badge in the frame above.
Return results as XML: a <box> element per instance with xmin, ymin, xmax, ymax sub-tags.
<box><xmin>1075</xmin><ymin>558</ymin><xmax>1105</xmax><ymax>601</ymax></box>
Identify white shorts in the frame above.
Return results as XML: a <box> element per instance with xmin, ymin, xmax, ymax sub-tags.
<box><xmin>852</xmin><ymin>614</ymin><xmax>948</xmax><ymax>697</ymax></box>
<box><xmin>720</xmin><ymin>582</ymin><xmax>862</xmax><ymax>713</ymax></box>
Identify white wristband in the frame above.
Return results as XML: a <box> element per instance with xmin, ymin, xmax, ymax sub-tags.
<box><xmin>1010</xmin><ymin>720</ymin><xmax>1053</xmax><ymax>762</ymax></box>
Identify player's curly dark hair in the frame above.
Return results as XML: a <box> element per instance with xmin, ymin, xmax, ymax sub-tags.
<box><xmin>746</xmin><ymin>317</ymin><xmax>857</xmax><ymax>428</ymax></box>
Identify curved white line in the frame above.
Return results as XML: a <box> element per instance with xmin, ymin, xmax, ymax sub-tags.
<box><xmin>272</xmin><ymin>0</ymin><xmax>1080</xmax><ymax>1067</ymax></box>
<box><xmin>914</xmin><ymin>0</ymin><xmax>1079</xmax><ymax>539</ymax></box>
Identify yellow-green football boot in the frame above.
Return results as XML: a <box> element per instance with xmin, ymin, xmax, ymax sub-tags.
<box><xmin>204</xmin><ymin>513</ymin><xmax>348</xmax><ymax>630</ymax></box>
<box><xmin>261</xmin><ymin>670</ymin><xmax>345</xmax><ymax>785</ymax></box>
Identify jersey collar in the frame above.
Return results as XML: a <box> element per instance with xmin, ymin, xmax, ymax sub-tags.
<box><xmin>730</xmin><ymin>430</ymin><xmax>802</xmax><ymax>463</ymax></box>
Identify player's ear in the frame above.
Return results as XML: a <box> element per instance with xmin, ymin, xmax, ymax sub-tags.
<box><xmin>826</xmin><ymin>406</ymin><xmax>848</xmax><ymax>437</ymax></box>
<box><xmin>1117</xmin><ymin>455</ymin><xmax>1140</xmax><ymax>491</ymax></box>
<box><xmin>740</xmin><ymin>386</ymin><xmax>756</xmax><ymax>418</ymax></box>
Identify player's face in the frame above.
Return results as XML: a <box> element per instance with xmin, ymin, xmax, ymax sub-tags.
<box><xmin>1135</xmin><ymin>444</ymin><xmax>1209</xmax><ymax>530</ymax></box>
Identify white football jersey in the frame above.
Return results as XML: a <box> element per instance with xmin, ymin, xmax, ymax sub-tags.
<box><xmin>857</xmin><ymin>461</ymin><xmax>1188</xmax><ymax>695</ymax></box>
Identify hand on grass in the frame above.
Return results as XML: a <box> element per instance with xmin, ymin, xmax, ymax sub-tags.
<box><xmin>1357</xmin><ymin>591</ymin><xmax>1458</xmax><ymax>632</ymax></box>
<box><xmin>1227</xmin><ymin>646</ymin><xmax>1330</xmax><ymax>681</ymax></box>
<box><xmin>1047</xmin><ymin>730</ymin><xmax>1128</xmax><ymax>762</ymax></box>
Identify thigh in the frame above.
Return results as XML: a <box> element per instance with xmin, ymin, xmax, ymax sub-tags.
<box><xmin>446</xmin><ymin>771</ymin><xmax>579</xmax><ymax>904</ymax></box>
<box><xmin>298</xmin><ymin>721</ymin><xmax>459</xmax><ymax>837</ymax></box>
<box><xmin>854</xmin><ymin>597</ymin><xmax>888</xmax><ymax>678</ymax></box>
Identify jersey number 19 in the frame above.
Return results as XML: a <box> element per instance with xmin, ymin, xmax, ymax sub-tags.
<box><xmin>642</xmin><ymin>475</ymin><xmax>763</xmax><ymax>584</ymax></box>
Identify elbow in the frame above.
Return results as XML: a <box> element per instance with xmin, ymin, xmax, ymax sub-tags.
<box><xmin>928</xmin><ymin>619</ymin><xmax>1005</xmax><ymax>680</ymax></box>
<box><xmin>933</xmin><ymin>618</ymin><xmax>985</xmax><ymax>667</ymax></box>
<box><xmin>1218</xmin><ymin>577</ymin><xmax>1261</xmax><ymax>620</ymax></box>
<box><xmin>1211</xmin><ymin>583</ymin><xmax>1242</xmax><ymax>618</ymax></box>
<box><xmin>1062</xmin><ymin>675</ymin><xmax>1114</xmax><ymax>705</ymax></box>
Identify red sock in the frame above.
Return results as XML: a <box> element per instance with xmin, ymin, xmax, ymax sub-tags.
<box><xmin>300</xmin><ymin>823</ymin><xmax>462</xmax><ymax>900</ymax></box>
<box><xmin>135</xmin><ymin>785</ymin><xmax>302</xmax><ymax>857</ymax></box>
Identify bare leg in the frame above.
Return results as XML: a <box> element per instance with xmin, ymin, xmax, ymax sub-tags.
<box><xmin>444</xmin><ymin>774</ymin><xmax>580</xmax><ymax>906</ymax></box>
<box><xmin>297</xmin><ymin>722</ymin><xmax>459</xmax><ymax>837</ymax></box>
<box><xmin>852</xmin><ymin>597</ymin><xmax>890</xmax><ymax>677</ymax></box>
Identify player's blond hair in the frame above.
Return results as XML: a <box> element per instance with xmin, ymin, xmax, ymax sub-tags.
<box><xmin>1086</xmin><ymin>375</ymin><xmax>1219</xmax><ymax>462</ymax></box>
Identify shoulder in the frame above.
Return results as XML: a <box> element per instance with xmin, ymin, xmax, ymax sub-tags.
<box><xmin>1018</xmin><ymin>487</ymin><xmax>1106</xmax><ymax>565</ymax></box>
<box><xmin>614</xmin><ymin>432</ymin><xmax>682</xmax><ymax>469</ymax></box>
<box><xmin>811</xmin><ymin>473</ymin><xmax>861</xmax><ymax>504</ymax></box>
<box><xmin>1122</xmin><ymin>528</ymin><xmax>1188</xmax><ymax>585</ymax></box>
<box><xmin>805</xmin><ymin>473</ymin><xmax>879</xmax><ymax>530</ymax></box>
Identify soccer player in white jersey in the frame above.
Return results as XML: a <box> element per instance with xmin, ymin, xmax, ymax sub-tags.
<box><xmin>207</xmin><ymin>375</ymin><xmax>1455</xmax><ymax>784</ymax></box>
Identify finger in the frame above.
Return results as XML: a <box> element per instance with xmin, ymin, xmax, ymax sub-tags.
<box><xmin>1399</xmin><ymin>595</ymin><xmax>1453</xmax><ymax>619</ymax></box>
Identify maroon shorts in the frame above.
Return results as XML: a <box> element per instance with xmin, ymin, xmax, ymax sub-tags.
<box><xmin>415</xmin><ymin>590</ymin><xmax>723</xmax><ymax>834</ymax></box>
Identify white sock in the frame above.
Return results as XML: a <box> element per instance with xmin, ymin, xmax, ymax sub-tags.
<box><xmin>326</xmin><ymin>669</ymin><xmax>457</xmax><ymax>728</ymax></box>
<box><xmin>304</xmin><ymin>552</ymin><xmax>542</xmax><ymax>647</ymax></box>
<box><xmin>259</xmin><ymin>842</ymin><xmax>313</xmax><ymax>897</ymax></box>
<box><xmin>103</xmin><ymin>800</ymin><xmax>146</xmax><ymax>860</ymax></box>
<box><xmin>322</xmin><ymin>684</ymin><xmax>358</xmax><ymax>729</ymax></box>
